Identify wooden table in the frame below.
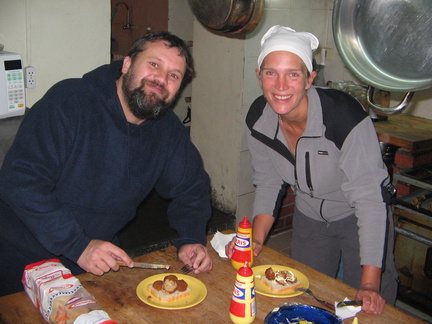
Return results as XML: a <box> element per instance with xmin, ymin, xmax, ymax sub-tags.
<box><xmin>0</xmin><ymin>235</ymin><xmax>423</xmax><ymax>323</ymax></box>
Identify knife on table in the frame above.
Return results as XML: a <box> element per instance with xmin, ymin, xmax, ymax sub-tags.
<box><xmin>336</xmin><ymin>300</ymin><xmax>363</xmax><ymax>308</ymax></box>
<box><xmin>117</xmin><ymin>260</ymin><xmax>171</xmax><ymax>270</ymax></box>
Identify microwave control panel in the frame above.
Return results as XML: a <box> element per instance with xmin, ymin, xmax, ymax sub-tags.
<box><xmin>0</xmin><ymin>51</ymin><xmax>26</xmax><ymax>118</ymax></box>
<box><xmin>6</xmin><ymin>66</ymin><xmax>25</xmax><ymax>110</ymax></box>
<box><xmin>5</xmin><ymin>60</ymin><xmax>25</xmax><ymax>109</ymax></box>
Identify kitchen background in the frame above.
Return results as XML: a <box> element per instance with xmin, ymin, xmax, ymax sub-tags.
<box><xmin>1</xmin><ymin>0</ymin><xmax>432</xmax><ymax>223</ymax></box>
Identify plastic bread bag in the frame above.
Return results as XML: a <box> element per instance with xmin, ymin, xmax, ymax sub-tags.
<box><xmin>22</xmin><ymin>259</ymin><xmax>118</xmax><ymax>324</ymax></box>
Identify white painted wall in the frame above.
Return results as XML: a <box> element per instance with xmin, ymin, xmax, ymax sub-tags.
<box><xmin>191</xmin><ymin>23</ymin><xmax>246</xmax><ymax>214</ymax></box>
<box><xmin>0</xmin><ymin>0</ymin><xmax>110</xmax><ymax>108</ymax></box>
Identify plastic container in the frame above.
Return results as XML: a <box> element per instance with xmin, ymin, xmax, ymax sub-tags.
<box><xmin>229</xmin><ymin>261</ymin><xmax>256</xmax><ymax>324</ymax></box>
<box><xmin>231</xmin><ymin>216</ymin><xmax>254</xmax><ymax>270</ymax></box>
<box><xmin>22</xmin><ymin>259</ymin><xmax>118</xmax><ymax>324</ymax></box>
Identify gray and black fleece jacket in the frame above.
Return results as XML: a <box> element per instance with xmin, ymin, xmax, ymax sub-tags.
<box><xmin>246</xmin><ymin>87</ymin><xmax>391</xmax><ymax>268</ymax></box>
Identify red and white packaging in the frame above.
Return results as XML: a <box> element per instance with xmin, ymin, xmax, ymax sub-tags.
<box><xmin>22</xmin><ymin>259</ymin><xmax>118</xmax><ymax>324</ymax></box>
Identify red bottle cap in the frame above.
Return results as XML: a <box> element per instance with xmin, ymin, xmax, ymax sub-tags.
<box><xmin>238</xmin><ymin>261</ymin><xmax>253</xmax><ymax>276</ymax></box>
<box><xmin>239</xmin><ymin>216</ymin><xmax>251</xmax><ymax>229</ymax></box>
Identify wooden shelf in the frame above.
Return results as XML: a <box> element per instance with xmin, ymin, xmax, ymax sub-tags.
<box><xmin>375</xmin><ymin>114</ymin><xmax>432</xmax><ymax>152</ymax></box>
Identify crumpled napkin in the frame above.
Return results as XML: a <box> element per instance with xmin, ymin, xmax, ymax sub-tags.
<box><xmin>335</xmin><ymin>298</ymin><xmax>362</xmax><ymax>320</ymax></box>
<box><xmin>210</xmin><ymin>231</ymin><xmax>236</xmax><ymax>258</ymax></box>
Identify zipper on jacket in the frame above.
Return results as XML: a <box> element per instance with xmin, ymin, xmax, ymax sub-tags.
<box><xmin>319</xmin><ymin>200</ymin><xmax>330</xmax><ymax>227</ymax></box>
<box><xmin>305</xmin><ymin>152</ymin><xmax>314</xmax><ymax>198</ymax></box>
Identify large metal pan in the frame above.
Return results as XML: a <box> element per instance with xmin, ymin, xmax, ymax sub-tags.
<box><xmin>333</xmin><ymin>0</ymin><xmax>432</xmax><ymax>115</ymax></box>
<box><xmin>187</xmin><ymin>0</ymin><xmax>264</xmax><ymax>34</ymax></box>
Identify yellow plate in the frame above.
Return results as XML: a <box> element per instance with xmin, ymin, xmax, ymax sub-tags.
<box><xmin>252</xmin><ymin>265</ymin><xmax>310</xmax><ymax>298</ymax></box>
<box><xmin>136</xmin><ymin>273</ymin><xmax>207</xmax><ymax>310</ymax></box>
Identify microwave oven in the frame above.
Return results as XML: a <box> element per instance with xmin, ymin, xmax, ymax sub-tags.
<box><xmin>0</xmin><ymin>51</ymin><xmax>25</xmax><ymax>119</ymax></box>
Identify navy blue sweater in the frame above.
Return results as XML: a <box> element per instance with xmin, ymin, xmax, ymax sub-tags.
<box><xmin>0</xmin><ymin>61</ymin><xmax>211</xmax><ymax>265</ymax></box>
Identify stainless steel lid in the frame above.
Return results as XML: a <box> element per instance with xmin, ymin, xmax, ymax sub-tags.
<box><xmin>333</xmin><ymin>0</ymin><xmax>432</xmax><ymax>93</ymax></box>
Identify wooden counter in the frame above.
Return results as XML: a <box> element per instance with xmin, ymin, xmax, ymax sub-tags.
<box><xmin>374</xmin><ymin>114</ymin><xmax>432</xmax><ymax>152</ymax></box>
<box><xmin>0</xmin><ymin>234</ymin><xmax>423</xmax><ymax>324</ymax></box>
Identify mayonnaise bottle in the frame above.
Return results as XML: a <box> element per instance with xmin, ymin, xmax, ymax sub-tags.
<box><xmin>229</xmin><ymin>261</ymin><xmax>256</xmax><ymax>324</ymax></box>
<box><xmin>231</xmin><ymin>216</ymin><xmax>254</xmax><ymax>270</ymax></box>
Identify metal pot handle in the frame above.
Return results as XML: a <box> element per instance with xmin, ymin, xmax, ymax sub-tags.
<box><xmin>366</xmin><ymin>86</ymin><xmax>414</xmax><ymax>116</ymax></box>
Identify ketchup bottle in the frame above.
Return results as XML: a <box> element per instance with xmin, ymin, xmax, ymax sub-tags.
<box><xmin>231</xmin><ymin>216</ymin><xmax>253</xmax><ymax>270</ymax></box>
<box><xmin>229</xmin><ymin>261</ymin><xmax>256</xmax><ymax>324</ymax></box>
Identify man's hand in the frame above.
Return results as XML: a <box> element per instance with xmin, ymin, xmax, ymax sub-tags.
<box><xmin>77</xmin><ymin>239</ymin><xmax>133</xmax><ymax>275</ymax></box>
<box><xmin>178</xmin><ymin>244</ymin><xmax>212</xmax><ymax>274</ymax></box>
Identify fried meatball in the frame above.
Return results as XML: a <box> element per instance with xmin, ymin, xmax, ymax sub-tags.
<box><xmin>176</xmin><ymin>279</ymin><xmax>188</xmax><ymax>292</ymax></box>
<box><xmin>265</xmin><ymin>267</ymin><xmax>276</xmax><ymax>280</ymax></box>
<box><xmin>152</xmin><ymin>280</ymin><xmax>164</xmax><ymax>291</ymax></box>
<box><xmin>164</xmin><ymin>275</ymin><xmax>178</xmax><ymax>282</ymax></box>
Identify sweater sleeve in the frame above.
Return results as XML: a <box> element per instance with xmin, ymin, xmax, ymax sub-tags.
<box><xmin>154</xmin><ymin>121</ymin><xmax>211</xmax><ymax>250</ymax></box>
<box><xmin>339</xmin><ymin>117</ymin><xmax>390</xmax><ymax>268</ymax></box>
<box><xmin>0</xmin><ymin>91</ymin><xmax>92</xmax><ymax>262</ymax></box>
<box><xmin>247</xmin><ymin>128</ymin><xmax>286</xmax><ymax>220</ymax></box>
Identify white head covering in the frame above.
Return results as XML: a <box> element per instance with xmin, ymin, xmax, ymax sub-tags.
<box><xmin>257</xmin><ymin>25</ymin><xmax>319</xmax><ymax>72</ymax></box>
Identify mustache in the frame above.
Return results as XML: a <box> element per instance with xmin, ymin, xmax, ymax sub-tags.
<box><xmin>140</xmin><ymin>78</ymin><xmax>169</xmax><ymax>98</ymax></box>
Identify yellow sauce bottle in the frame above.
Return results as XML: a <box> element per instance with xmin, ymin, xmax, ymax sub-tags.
<box><xmin>231</xmin><ymin>216</ymin><xmax>254</xmax><ymax>270</ymax></box>
<box><xmin>229</xmin><ymin>261</ymin><xmax>256</xmax><ymax>324</ymax></box>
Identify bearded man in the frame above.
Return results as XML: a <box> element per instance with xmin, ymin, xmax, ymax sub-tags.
<box><xmin>0</xmin><ymin>32</ymin><xmax>212</xmax><ymax>296</ymax></box>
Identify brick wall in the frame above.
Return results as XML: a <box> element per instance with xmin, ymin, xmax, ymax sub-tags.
<box><xmin>271</xmin><ymin>187</ymin><xmax>295</xmax><ymax>235</ymax></box>
<box><xmin>394</xmin><ymin>148</ymin><xmax>432</xmax><ymax>197</ymax></box>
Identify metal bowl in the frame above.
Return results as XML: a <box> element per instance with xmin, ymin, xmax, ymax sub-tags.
<box><xmin>187</xmin><ymin>0</ymin><xmax>264</xmax><ymax>34</ymax></box>
<box><xmin>333</xmin><ymin>0</ymin><xmax>432</xmax><ymax>93</ymax></box>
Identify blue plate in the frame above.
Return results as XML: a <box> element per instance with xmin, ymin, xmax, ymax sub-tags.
<box><xmin>265</xmin><ymin>303</ymin><xmax>343</xmax><ymax>324</ymax></box>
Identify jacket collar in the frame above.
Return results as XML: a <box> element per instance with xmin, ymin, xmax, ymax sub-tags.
<box><xmin>252</xmin><ymin>86</ymin><xmax>323</xmax><ymax>140</ymax></box>
<box><xmin>303</xmin><ymin>87</ymin><xmax>324</xmax><ymax>138</ymax></box>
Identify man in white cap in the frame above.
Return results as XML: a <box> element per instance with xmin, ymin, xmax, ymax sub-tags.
<box><xmin>227</xmin><ymin>25</ymin><xmax>398</xmax><ymax>314</ymax></box>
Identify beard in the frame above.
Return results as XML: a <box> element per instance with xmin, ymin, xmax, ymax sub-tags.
<box><xmin>122</xmin><ymin>70</ymin><xmax>174</xmax><ymax>121</ymax></box>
